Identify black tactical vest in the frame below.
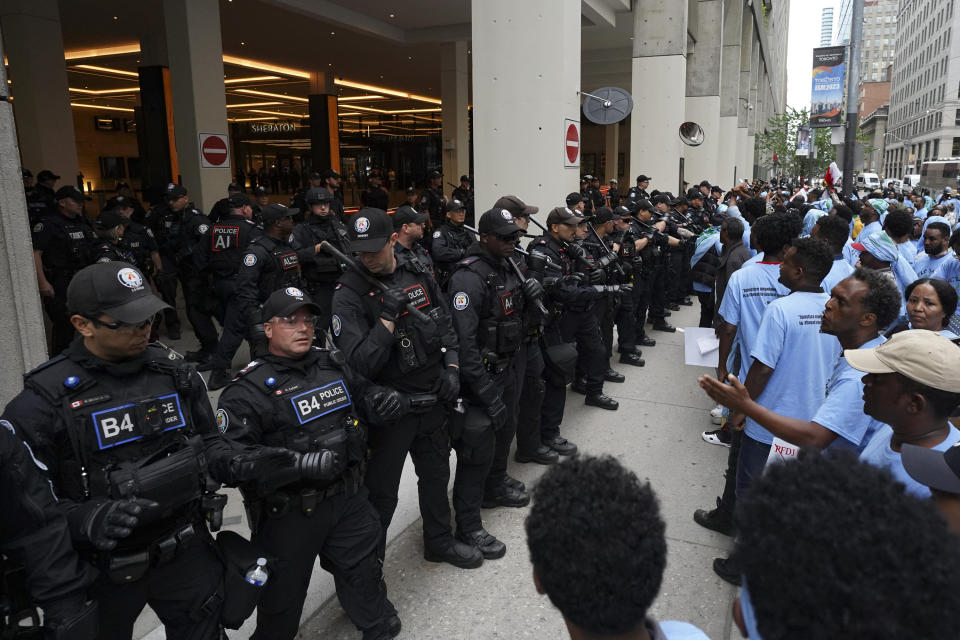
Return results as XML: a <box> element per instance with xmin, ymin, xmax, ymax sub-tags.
<box><xmin>454</xmin><ymin>256</ymin><xmax>524</xmax><ymax>358</ymax></box>
<box><xmin>253</xmin><ymin>236</ymin><xmax>302</xmax><ymax>302</ymax></box>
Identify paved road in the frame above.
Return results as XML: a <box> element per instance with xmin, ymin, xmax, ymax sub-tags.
<box><xmin>294</xmin><ymin>304</ymin><xmax>739</xmax><ymax>640</ymax></box>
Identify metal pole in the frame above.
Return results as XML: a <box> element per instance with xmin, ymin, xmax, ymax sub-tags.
<box><xmin>841</xmin><ymin>0</ymin><xmax>864</xmax><ymax>196</ymax></box>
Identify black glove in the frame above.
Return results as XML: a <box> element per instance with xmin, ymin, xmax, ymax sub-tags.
<box><xmin>379</xmin><ymin>288</ymin><xmax>408</xmax><ymax>321</ymax></box>
<box><xmin>565</xmin><ymin>243</ymin><xmax>585</xmax><ymax>260</ymax></box>
<box><xmin>588</xmin><ymin>268</ymin><xmax>606</xmax><ymax>284</ymax></box>
<box><xmin>229</xmin><ymin>447</ymin><xmax>297</xmax><ymax>483</ymax></box>
<box><xmin>369</xmin><ymin>388</ymin><xmax>410</xmax><ymax>421</ymax></box>
<box><xmin>486</xmin><ymin>399</ymin><xmax>508</xmax><ymax>430</ymax></box>
<box><xmin>436</xmin><ymin>366</ymin><xmax>461</xmax><ymax>402</ymax></box>
<box><xmin>521</xmin><ymin>278</ymin><xmax>544</xmax><ymax>301</ymax></box>
<box><xmin>77</xmin><ymin>498</ymin><xmax>157</xmax><ymax>551</ymax></box>
<box><xmin>296</xmin><ymin>450</ymin><xmax>341</xmax><ymax>482</ymax></box>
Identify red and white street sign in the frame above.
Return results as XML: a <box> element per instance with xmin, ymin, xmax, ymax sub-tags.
<box><xmin>564</xmin><ymin>119</ymin><xmax>580</xmax><ymax>168</ymax></box>
<box><xmin>199</xmin><ymin>133</ymin><xmax>230</xmax><ymax>169</ymax></box>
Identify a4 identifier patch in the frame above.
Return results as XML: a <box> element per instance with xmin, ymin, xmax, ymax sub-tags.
<box><xmin>289</xmin><ymin>380</ymin><xmax>352</xmax><ymax>424</ymax></box>
<box><xmin>90</xmin><ymin>393</ymin><xmax>186</xmax><ymax>450</ymax></box>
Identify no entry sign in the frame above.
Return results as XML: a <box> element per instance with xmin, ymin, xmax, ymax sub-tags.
<box><xmin>199</xmin><ymin>133</ymin><xmax>230</xmax><ymax>169</ymax></box>
<box><xmin>564</xmin><ymin>119</ymin><xmax>580</xmax><ymax>168</ymax></box>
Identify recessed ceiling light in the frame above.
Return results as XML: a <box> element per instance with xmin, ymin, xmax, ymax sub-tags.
<box><xmin>389</xmin><ymin>13</ymin><xmax>395</xmax><ymax>18</ymax></box>
<box><xmin>113</xmin><ymin>16</ymin><xmax>118</xmax><ymax>20</ymax></box>
<box><xmin>330</xmin><ymin>31</ymin><xmax>336</xmax><ymax>35</ymax></box>
<box><xmin>241</xmin><ymin>41</ymin><xmax>245</xmax><ymax>45</ymax></box>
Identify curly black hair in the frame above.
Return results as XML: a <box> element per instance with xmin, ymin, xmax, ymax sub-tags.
<box><xmin>525</xmin><ymin>455</ymin><xmax>666</xmax><ymax>635</ymax></box>
<box><xmin>883</xmin><ymin>209</ymin><xmax>914</xmax><ymax>238</ymax></box>
<box><xmin>790</xmin><ymin>237</ymin><xmax>833</xmax><ymax>283</ymax></box>
<box><xmin>741</xmin><ymin>196</ymin><xmax>767</xmax><ymax>222</ymax></box>
<box><xmin>851</xmin><ymin>266</ymin><xmax>902</xmax><ymax>328</ymax></box>
<box><xmin>813</xmin><ymin>214</ymin><xmax>850</xmax><ymax>253</ymax></box>
<box><xmin>832</xmin><ymin>203</ymin><xmax>854</xmax><ymax>223</ymax></box>
<box><xmin>736</xmin><ymin>450</ymin><xmax>960</xmax><ymax>640</ymax></box>
<box><xmin>755</xmin><ymin>212</ymin><xmax>801</xmax><ymax>256</ymax></box>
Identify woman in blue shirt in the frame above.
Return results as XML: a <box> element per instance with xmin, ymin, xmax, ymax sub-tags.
<box><xmin>886</xmin><ymin>278</ymin><xmax>958</xmax><ymax>339</ymax></box>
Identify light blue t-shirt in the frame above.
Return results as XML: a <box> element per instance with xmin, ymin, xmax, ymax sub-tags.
<box><xmin>844</xmin><ymin>220</ymin><xmax>882</xmax><ymax>266</ymax></box>
<box><xmin>932</xmin><ymin>253</ymin><xmax>960</xmax><ymax>324</ymax></box>
<box><xmin>860</xmin><ymin>425</ymin><xmax>960</xmax><ymax>497</ymax></box>
<box><xmin>746</xmin><ymin>291</ymin><xmax>840</xmax><ymax>445</ymax></box>
<box><xmin>821</xmin><ymin>257</ymin><xmax>855</xmax><ymax>294</ymax></box>
<box><xmin>897</xmin><ymin>240</ymin><xmax>918</xmax><ymax>264</ymax></box>
<box><xmin>814</xmin><ymin>335</ymin><xmax>886</xmax><ymax>453</ymax></box>
<box><xmin>658</xmin><ymin>620</ymin><xmax>711</xmax><ymax>640</ymax></box>
<box><xmin>914</xmin><ymin>251</ymin><xmax>952</xmax><ymax>279</ymax></box>
<box><xmin>717</xmin><ymin>261</ymin><xmax>790</xmax><ymax>381</ymax></box>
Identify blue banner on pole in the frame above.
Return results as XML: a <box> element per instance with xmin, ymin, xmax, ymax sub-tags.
<box><xmin>810</xmin><ymin>46</ymin><xmax>846</xmax><ymax>128</ymax></box>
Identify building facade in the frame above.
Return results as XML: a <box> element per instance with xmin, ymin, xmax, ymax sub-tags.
<box><xmin>838</xmin><ymin>0</ymin><xmax>899</xmax><ymax>82</ymax></box>
<box><xmin>821</xmin><ymin>7</ymin><xmax>835</xmax><ymax>46</ymax></box>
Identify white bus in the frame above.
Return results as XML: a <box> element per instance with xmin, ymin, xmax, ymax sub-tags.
<box><xmin>918</xmin><ymin>161</ymin><xmax>960</xmax><ymax>194</ymax></box>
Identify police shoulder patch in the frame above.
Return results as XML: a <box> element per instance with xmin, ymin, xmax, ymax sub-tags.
<box><xmin>433</xmin><ymin>231</ymin><xmax>441</xmax><ymax>239</ymax></box>
<box><xmin>198</xmin><ymin>224</ymin><xmax>210</xmax><ymax>234</ymax></box>
<box><xmin>243</xmin><ymin>253</ymin><xmax>258</xmax><ymax>267</ymax></box>
<box><xmin>331</xmin><ymin>314</ymin><xmax>342</xmax><ymax>336</ymax></box>
<box><xmin>146</xmin><ymin>228</ymin><xmax>154</xmax><ymax>237</ymax></box>
<box><xmin>452</xmin><ymin>291</ymin><xmax>469</xmax><ymax>310</ymax></box>
<box><xmin>32</xmin><ymin>222</ymin><xmax>43</xmax><ymax>233</ymax></box>
<box><xmin>215</xmin><ymin>409</ymin><xmax>229</xmax><ymax>433</ymax></box>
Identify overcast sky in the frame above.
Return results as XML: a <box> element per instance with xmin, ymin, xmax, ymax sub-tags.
<box><xmin>786</xmin><ymin>0</ymin><xmax>838</xmax><ymax>110</ymax></box>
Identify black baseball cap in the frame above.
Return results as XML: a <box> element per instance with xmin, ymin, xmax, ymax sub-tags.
<box><xmin>37</xmin><ymin>170</ymin><xmax>59</xmax><ymax>182</ymax></box>
<box><xmin>306</xmin><ymin>187</ymin><xmax>333</xmax><ymax>204</ymax></box>
<box><xmin>393</xmin><ymin>205</ymin><xmax>427</xmax><ymax>228</ymax></box>
<box><xmin>634</xmin><ymin>199</ymin><xmax>654</xmax><ymax>212</ymax></box>
<box><xmin>320</xmin><ymin>168</ymin><xmax>341</xmax><ymax>180</ymax></box>
<box><xmin>67</xmin><ymin>262</ymin><xmax>169</xmax><ymax>323</ymax></box>
<box><xmin>653</xmin><ymin>194</ymin><xmax>672</xmax><ymax>206</ymax></box>
<box><xmin>546</xmin><ymin>206</ymin><xmax>581</xmax><ymax>226</ymax></box>
<box><xmin>614</xmin><ymin>205</ymin><xmax>631</xmax><ymax>218</ymax></box>
<box><xmin>446</xmin><ymin>199</ymin><xmax>466</xmax><ymax>213</ymax></box>
<box><xmin>903</xmin><ymin>442</ymin><xmax>960</xmax><ymax>495</ymax></box>
<box><xmin>405</xmin><ymin>185</ymin><xmax>417</xmax><ymax>194</ymax></box>
<box><xmin>21</xmin><ymin>168</ymin><xmax>32</xmax><ymax>178</ymax></box>
<box><xmin>636</xmin><ymin>174</ymin><xmax>651</xmax><ymax>183</ymax></box>
<box><xmin>478</xmin><ymin>207</ymin><xmax>523</xmax><ymax>236</ymax></box>
<box><xmin>261</xmin><ymin>286</ymin><xmax>321</xmax><ymax>323</ymax></box>
<box><xmin>493</xmin><ymin>195</ymin><xmax>538</xmax><ymax>218</ymax></box>
<box><xmin>460</xmin><ymin>175</ymin><xmax>470</xmax><ymax>182</ymax></box>
<box><xmin>699</xmin><ymin>180</ymin><xmax>711</xmax><ymax>188</ymax></box>
<box><xmin>260</xmin><ymin>203</ymin><xmax>298</xmax><ymax>223</ymax></box>
<box><xmin>347</xmin><ymin>208</ymin><xmax>393</xmax><ymax>252</ymax></box>
<box><xmin>164</xmin><ymin>183</ymin><xmax>187</xmax><ymax>200</ymax></box>
<box><xmin>428</xmin><ymin>170</ymin><xmax>442</xmax><ymax>179</ymax></box>
<box><xmin>95</xmin><ymin>209</ymin><xmax>125</xmax><ymax>230</ymax></box>
<box><xmin>104</xmin><ymin>196</ymin><xmax>134</xmax><ymax>212</ymax></box>
<box><xmin>593</xmin><ymin>207</ymin><xmax>618</xmax><ymax>224</ymax></box>
<box><xmin>55</xmin><ymin>186</ymin><xmax>85</xmax><ymax>203</ymax></box>
<box><xmin>309</xmin><ymin>171</ymin><xmax>323</xmax><ymax>180</ymax></box>
<box><xmin>254</xmin><ymin>185</ymin><xmax>268</xmax><ymax>196</ymax></box>
<box><xmin>672</xmin><ymin>196</ymin><xmax>689</xmax><ymax>207</ymax></box>
<box><xmin>227</xmin><ymin>192</ymin><xmax>251</xmax><ymax>208</ymax></box>
<box><xmin>566</xmin><ymin>192</ymin><xmax>584</xmax><ymax>206</ymax></box>
<box><xmin>228</xmin><ymin>182</ymin><xmax>243</xmax><ymax>192</ymax></box>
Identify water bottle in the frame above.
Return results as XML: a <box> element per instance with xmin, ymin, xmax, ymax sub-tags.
<box><xmin>244</xmin><ymin>558</ymin><xmax>269</xmax><ymax>587</ymax></box>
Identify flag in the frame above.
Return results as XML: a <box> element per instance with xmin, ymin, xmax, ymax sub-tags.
<box><xmin>824</xmin><ymin>162</ymin><xmax>841</xmax><ymax>188</ymax></box>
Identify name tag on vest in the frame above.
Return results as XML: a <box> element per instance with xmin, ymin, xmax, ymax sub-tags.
<box><xmin>289</xmin><ymin>381</ymin><xmax>352</xmax><ymax>424</ymax></box>
<box><xmin>68</xmin><ymin>231</ymin><xmax>86</xmax><ymax>240</ymax></box>
<box><xmin>90</xmin><ymin>393</ymin><xmax>186</xmax><ymax>450</ymax></box>
<box><xmin>212</xmin><ymin>225</ymin><xmax>239</xmax><ymax>251</ymax></box>
<box><xmin>500</xmin><ymin>290</ymin><xmax>518</xmax><ymax>315</ymax></box>
<box><xmin>403</xmin><ymin>283</ymin><xmax>430</xmax><ymax>312</ymax></box>
<box><xmin>280</xmin><ymin>253</ymin><xmax>298</xmax><ymax>269</ymax></box>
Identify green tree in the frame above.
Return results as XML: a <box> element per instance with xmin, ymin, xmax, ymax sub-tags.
<box><xmin>756</xmin><ymin>107</ymin><xmax>837</xmax><ymax>179</ymax></box>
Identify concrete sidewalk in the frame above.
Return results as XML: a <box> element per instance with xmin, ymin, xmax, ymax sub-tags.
<box><xmin>295</xmin><ymin>304</ymin><xmax>738</xmax><ymax>640</ymax></box>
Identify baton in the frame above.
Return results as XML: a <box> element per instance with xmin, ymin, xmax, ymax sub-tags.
<box><xmin>318</xmin><ymin>241</ymin><xmax>432</xmax><ymax>324</ymax></box>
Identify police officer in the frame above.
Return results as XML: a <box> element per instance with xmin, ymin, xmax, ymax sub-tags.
<box><xmin>213</xmin><ymin>288</ymin><xmax>400</xmax><ymax>640</ymax></box>
<box><xmin>607</xmin><ymin>178</ymin><xmax>621</xmax><ymax>208</ymax></box>
<box><xmin>0</xmin><ymin>419</ymin><xmax>98</xmax><ymax>640</ymax></box>
<box><xmin>447</xmin><ymin>208</ymin><xmax>537</xmax><ymax>558</ymax></box>
<box><xmin>588</xmin><ymin>176</ymin><xmax>605</xmax><ymax>212</ymax></box>
<box><xmin>330</xmin><ymin>208</ymin><xmax>482</xmax><ymax>569</ymax></box>
<box><xmin>115</xmin><ymin>182</ymin><xmax>148</xmax><ymax>224</ymax></box>
<box><xmin>208</xmin><ymin>203</ymin><xmax>303</xmax><ymax>390</ymax></box>
<box><xmin>609</xmin><ymin>207</ymin><xmax>645</xmax><ymax>366</ymax></box>
<box><xmin>627</xmin><ymin>174</ymin><xmax>651</xmax><ymax>204</ymax></box>
<box><xmin>392</xmin><ymin>205</ymin><xmax>433</xmax><ymax>271</ymax></box>
<box><xmin>451</xmin><ymin>175</ymin><xmax>474</xmax><ymax>225</ymax></box>
<box><xmin>418</xmin><ymin>170</ymin><xmax>447</xmax><ymax>230</ymax></box>
<box><xmin>27</xmin><ymin>169</ymin><xmax>60</xmax><ymax>224</ymax></box>
<box><xmin>105</xmin><ymin>197</ymin><xmax>162</xmax><ymax>276</ymax></box>
<box><xmin>628</xmin><ymin>199</ymin><xmax>677</xmax><ymax>338</ymax></box>
<box><xmin>253</xmin><ymin>185</ymin><xmax>270</xmax><ymax>220</ymax></box>
<box><xmin>579</xmin><ymin>177</ymin><xmax>594</xmax><ymax>215</ymax></box>
<box><xmin>430</xmin><ymin>199</ymin><xmax>474</xmax><ymax>289</ymax></box>
<box><xmin>661</xmin><ymin>195</ymin><xmax>695</xmax><ymax>309</ymax></box>
<box><xmin>90</xmin><ymin>210</ymin><xmax>134</xmax><ymax>264</ymax></box>
<box><xmin>207</xmin><ymin>182</ymin><xmax>244</xmax><ymax>224</ymax></box>
<box><xmin>491</xmin><ymin>196</ymin><xmax>558</xmax><ymax>466</ymax></box>
<box><xmin>290</xmin><ymin>171</ymin><xmax>324</xmax><ymax>215</ymax></box>
<box><xmin>1</xmin><ymin>262</ymin><xmax>229</xmax><ymax>639</ymax></box>
<box><xmin>200</xmin><ymin>192</ymin><xmax>261</xmax><ymax>372</ymax></box>
<box><xmin>361</xmin><ymin>174</ymin><xmax>390</xmax><ymax>210</ymax></box>
<box><xmin>291</xmin><ymin>188</ymin><xmax>350</xmax><ymax>327</ymax></box>
<box><xmin>321</xmin><ymin>169</ymin><xmax>345</xmax><ymax>218</ymax></box>
<box><xmin>32</xmin><ymin>185</ymin><xmax>96</xmax><ymax>354</ymax></box>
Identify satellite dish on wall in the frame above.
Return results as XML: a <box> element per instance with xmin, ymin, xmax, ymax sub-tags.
<box><xmin>679</xmin><ymin>122</ymin><xmax>705</xmax><ymax>146</ymax></box>
<box><xmin>580</xmin><ymin>87</ymin><xmax>634</xmax><ymax>125</ymax></box>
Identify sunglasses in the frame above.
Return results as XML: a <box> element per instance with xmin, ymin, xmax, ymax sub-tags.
<box><xmin>86</xmin><ymin>316</ymin><xmax>152</xmax><ymax>332</ymax></box>
<box><xmin>270</xmin><ymin>314</ymin><xmax>319</xmax><ymax>329</ymax></box>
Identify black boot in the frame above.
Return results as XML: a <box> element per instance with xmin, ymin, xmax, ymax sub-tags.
<box><xmin>424</xmin><ymin>537</ymin><xmax>484</xmax><ymax>568</ymax></box>
<box><xmin>456</xmin><ymin>528</ymin><xmax>507</xmax><ymax>560</ymax></box>
<box><xmin>571</xmin><ymin>377</ymin><xmax>588</xmax><ymax>394</ymax></box>
<box><xmin>693</xmin><ymin>498</ymin><xmax>734</xmax><ymax>536</ymax></box>
<box><xmin>604</xmin><ymin>368</ymin><xmax>625</xmax><ymax>383</ymax></box>
<box><xmin>585</xmin><ymin>394</ymin><xmax>619</xmax><ymax>410</ymax></box>
<box><xmin>619</xmin><ymin>352</ymin><xmax>645</xmax><ymax>367</ymax></box>
<box><xmin>515</xmin><ymin>445</ymin><xmax>559</xmax><ymax>465</ymax></box>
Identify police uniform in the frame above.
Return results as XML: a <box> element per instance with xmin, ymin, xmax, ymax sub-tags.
<box><xmin>361</xmin><ymin>184</ymin><xmax>389</xmax><ymax>211</ymax></box>
<box><xmin>291</xmin><ymin>190</ymin><xmax>351</xmax><ymax>327</ymax></box>
<box><xmin>0</xmin><ymin>420</ymin><xmax>98</xmax><ymax>639</ymax></box>
<box><xmin>32</xmin><ymin>187</ymin><xmax>96</xmax><ymax>354</ymax></box>
<box><xmin>330</xmin><ymin>209</ymin><xmax>482</xmax><ymax>568</ymax></box>
<box><xmin>213</xmin><ymin>290</ymin><xmax>399</xmax><ymax>640</ymax></box>
<box><xmin>607</xmin><ymin>183</ymin><xmax>621</xmax><ymax>208</ymax></box>
<box><xmin>608</xmin><ymin>209</ymin><xmax>644</xmax><ymax>362</ymax></box>
<box><xmin>26</xmin><ymin>182</ymin><xmax>57</xmax><ymax>225</ymax></box>
<box><xmin>451</xmin><ymin>181</ymin><xmax>474</xmax><ymax>225</ymax></box>
<box><xmin>447</xmin><ymin>237</ymin><xmax>526</xmax><ymax>557</ymax></box>
<box><xmin>628</xmin><ymin>204</ymin><xmax>672</xmax><ymax>340</ymax></box>
<box><xmin>418</xmin><ymin>175</ymin><xmax>447</xmax><ymax>230</ymax></box>
<box><xmin>1</xmin><ymin>263</ymin><xmax>228</xmax><ymax>640</ymax></box>
<box><xmin>201</xmin><ymin>197</ymin><xmax>262</xmax><ymax>370</ymax></box>
<box><xmin>429</xmin><ymin>201</ymin><xmax>474</xmax><ymax>288</ymax></box>
<box><xmin>121</xmin><ymin>221</ymin><xmax>158</xmax><ymax>275</ymax></box>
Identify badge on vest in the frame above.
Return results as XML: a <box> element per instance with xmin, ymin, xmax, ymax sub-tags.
<box><xmin>212</xmin><ymin>225</ymin><xmax>239</xmax><ymax>251</ymax></box>
<box><xmin>402</xmin><ymin>284</ymin><xmax>430</xmax><ymax>312</ymax></box>
<box><xmin>280</xmin><ymin>253</ymin><xmax>299</xmax><ymax>270</ymax></box>
<box><xmin>289</xmin><ymin>380</ymin><xmax>352</xmax><ymax>424</ymax></box>
<box><xmin>91</xmin><ymin>393</ymin><xmax>186</xmax><ymax>450</ymax></box>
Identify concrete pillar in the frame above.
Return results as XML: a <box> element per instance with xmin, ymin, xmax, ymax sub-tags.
<box><xmin>604</xmin><ymin>122</ymin><xmax>620</xmax><ymax>182</ymax></box>
<box><xmin>1</xmin><ymin>0</ymin><xmax>79</xmax><ymax>188</ymax></box>
<box><xmin>684</xmin><ymin>0</ymin><xmax>724</xmax><ymax>187</ymax></box>
<box><xmin>0</xmin><ymin>30</ymin><xmax>48</xmax><ymax>402</ymax></box>
<box><xmin>471</xmin><ymin>0</ymin><xmax>581</xmax><ymax>212</ymax></box>
<box><xmin>441</xmin><ymin>41</ymin><xmax>470</xmax><ymax>200</ymax></box>
<box><xmin>163</xmin><ymin>0</ymin><xmax>229</xmax><ymax>212</ymax></box>
<box><xmin>308</xmin><ymin>72</ymin><xmax>340</xmax><ymax>175</ymax></box>
<box><xmin>718</xmin><ymin>0</ymin><xmax>742</xmax><ymax>187</ymax></box>
<box><xmin>631</xmin><ymin>0</ymin><xmax>689</xmax><ymax>195</ymax></box>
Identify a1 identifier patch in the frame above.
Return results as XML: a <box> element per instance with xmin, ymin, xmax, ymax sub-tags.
<box><xmin>289</xmin><ymin>380</ymin><xmax>352</xmax><ymax>424</ymax></box>
<box><xmin>90</xmin><ymin>393</ymin><xmax>186</xmax><ymax>450</ymax></box>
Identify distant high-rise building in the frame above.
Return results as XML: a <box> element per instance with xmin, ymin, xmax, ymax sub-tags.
<box><xmin>837</xmin><ymin>0</ymin><xmax>897</xmax><ymax>82</ymax></box>
<box><xmin>820</xmin><ymin>7</ymin><xmax>834</xmax><ymax>46</ymax></box>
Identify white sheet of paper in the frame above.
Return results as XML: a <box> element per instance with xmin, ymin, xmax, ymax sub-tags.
<box><xmin>697</xmin><ymin>336</ymin><xmax>720</xmax><ymax>355</ymax></box>
<box><xmin>765</xmin><ymin>437</ymin><xmax>801</xmax><ymax>467</ymax></box>
<box><xmin>683</xmin><ymin>327</ymin><xmax>720</xmax><ymax>367</ymax></box>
